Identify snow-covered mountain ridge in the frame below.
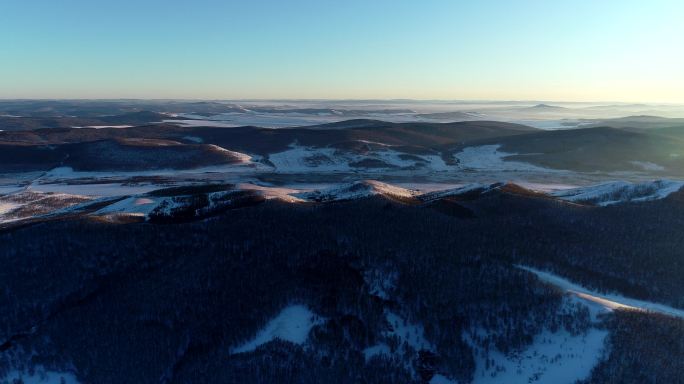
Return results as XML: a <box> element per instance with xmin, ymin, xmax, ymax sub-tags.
<box><xmin>551</xmin><ymin>180</ymin><xmax>684</xmax><ymax>206</ymax></box>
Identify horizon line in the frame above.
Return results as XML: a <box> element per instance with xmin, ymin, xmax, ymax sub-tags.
<box><xmin>1</xmin><ymin>98</ymin><xmax>683</xmax><ymax>106</ymax></box>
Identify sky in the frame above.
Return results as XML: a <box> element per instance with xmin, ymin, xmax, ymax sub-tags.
<box><xmin>1</xmin><ymin>0</ymin><xmax>682</xmax><ymax>102</ymax></box>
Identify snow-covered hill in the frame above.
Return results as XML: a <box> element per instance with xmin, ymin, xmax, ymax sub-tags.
<box><xmin>419</xmin><ymin>183</ymin><xmax>503</xmax><ymax>202</ymax></box>
<box><xmin>551</xmin><ymin>180</ymin><xmax>684</xmax><ymax>206</ymax></box>
<box><xmin>0</xmin><ymin>191</ymin><xmax>92</xmax><ymax>224</ymax></box>
<box><xmin>293</xmin><ymin>180</ymin><xmax>416</xmax><ymax>202</ymax></box>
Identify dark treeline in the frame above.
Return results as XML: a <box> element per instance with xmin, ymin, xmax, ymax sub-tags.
<box><xmin>581</xmin><ymin>310</ymin><xmax>684</xmax><ymax>384</ymax></box>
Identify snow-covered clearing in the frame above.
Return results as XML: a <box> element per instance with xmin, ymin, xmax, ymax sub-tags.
<box><xmin>268</xmin><ymin>145</ymin><xmax>351</xmax><ymax>173</ymax></box>
<box><xmin>519</xmin><ymin>266</ymin><xmax>684</xmax><ymax>319</ymax></box>
<box><xmin>433</xmin><ymin>263</ymin><xmax>670</xmax><ymax>384</ymax></box>
<box><xmin>364</xmin><ymin>311</ymin><xmax>434</xmax><ymax>363</ymax></box>
<box><xmin>464</xmin><ymin>328</ymin><xmax>607</xmax><ymax>384</ymax></box>
<box><xmin>230</xmin><ymin>305</ymin><xmax>324</xmax><ymax>354</ymax></box>
<box><xmin>386</xmin><ymin>311</ymin><xmax>434</xmax><ymax>351</ymax></box>
<box><xmin>363</xmin><ymin>343</ymin><xmax>392</xmax><ymax>361</ymax></box>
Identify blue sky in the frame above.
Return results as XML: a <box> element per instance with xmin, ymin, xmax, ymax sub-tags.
<box><xmin>1</xmin><ymin>0</ymin><xmax>682</xmax><ymax>101</ymax></box>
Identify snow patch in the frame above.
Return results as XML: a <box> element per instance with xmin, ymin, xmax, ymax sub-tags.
<box><xmin>206</xmin><ymin>145</ymin><xmax>253</xmax><ymax>163</ymax></box>
<box><xmin>1</xmin><ymin>367</ymin><xmax>80</xmax><ymax>384</ymax></box>
<box><xmin>364</xmin><ymin>311</ymin><xmax>434</xmax><ymax>376</ymax></box>
<box><xmin>364</xmin><ymin>267</ymin><xmax>398</xmax><ymax>300</ymax></box>
<box><xmin>430</xmin><ymin>374</ymin><xmax>456</xmax><ymax>384</ymax></box>
<box><xmin>95</xmin><ymin>196</ymin><xmax>160</xmax><ymax>217</ymax></box>
<box><xmin>0</xmin><ymin>202</ymin><xmax>20</xmax><ymax>215</ymax></box>
<box><xmin>182</xmin><ymin>136</ymin><xmax>204</xmax><ymax>143</ymax></box>
<box><xmin>385</xmin><ymin>312</ymin><xmax>434</xmax><ymax>352</ymax></box>
<box><xmin>452</xmin><ymin>145</ymin><xmax>552</xmax><ymax>172</ymax></box>
<box><xmin>268</xmin><ymin>145</ymin><xmax>352</xmax><ymax>173</ymax></box>
<box><xmin>363</xmin><ymin>343</ymin><xmax>392</xmax><ymax>361</ymax></box>
<box><xmin>231</xmin><ymin>305</ymin><xmax>324</xmax><ymax>354</ymax></box>
<box><xmin>72</xmin><ymin>125</ymin><xmax>133</xmax><ymax>129</ymax></box>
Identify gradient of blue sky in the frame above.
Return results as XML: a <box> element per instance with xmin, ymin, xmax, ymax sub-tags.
<box><xmin>1</xmin><ymin>0</ymin><xmax>682</xmax><ymax>102</ymax></box>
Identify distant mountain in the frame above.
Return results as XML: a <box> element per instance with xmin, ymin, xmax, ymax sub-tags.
<box><xmin>586</xmin><ymin>115</ymin><xmax>684</xmax><ymax>130</ymax></box>
<box><xmin>245</xmin><ymin>107</ymin><xmax>416</xmax><ymax>115</ymax></box>
<box><xmin>97</xmin><ymin>111</ymin><xmax>174</xmax><ymax>125</ymax></box>
<box><xmin>524</xmin><ymin>103</ymin><xmax>568</xmax><ymax>111</ymax></box>
<box><xmin>415</xmin><ymin>111</ymin><xmax>483</xmax><ymax>121</ymax></box>
<box><xmin>0</xmin><ymin>111</ymin><xmax>172</xmax><ymax>131</ymax></box>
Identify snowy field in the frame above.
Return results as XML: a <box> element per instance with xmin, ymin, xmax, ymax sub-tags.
<box><xmin>266</xmin><ymin>143</ymin><xmax>562</xmax><ymax>175</ymax></box>
<box><xmin>462</xmin><ymin>328</ymin><xmax>607</xmax><ymax>384</ymax></box>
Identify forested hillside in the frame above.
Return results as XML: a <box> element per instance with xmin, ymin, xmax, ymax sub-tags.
<box><xmin>1</xmin><ymin>191</ymin><xmax>682</xmax><ymax>383</ymax></box>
